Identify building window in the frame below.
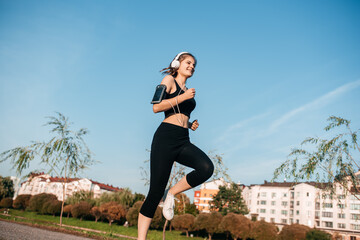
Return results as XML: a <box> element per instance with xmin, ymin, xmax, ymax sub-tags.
<box><xmin>350</xmin><ymin>195</ymin><xmax>360</xmax><ymax>200</ymax></box>
<box><xmin>338</xmin><ymin>203</ymin><xmax>346</xmax><ymax>209</ymax></box>
<box><xmin>272</xmin><ymin>192</ymin><xmax>276</xmax><ymax>198</ymax></box>
<box><xmin>351</xmin><ymin>224</ymin><xmax>360</xmax><ymax>230</ymax></box>
<box><xmin>338</xmin><ymin>194</ymin><xmax>345</xmax><ymax>199</ymax></box>
<box><xmin>316</xmin><ymin>221</ymin><xmax>320</xmax><ymax>227</ymax></box>
<box><xmin>322</xmin><ymin>212</ymin><xmax>333</xmax><ymax>218</ymax></box>
<box><xmin>271</xmin><ymin>201</ymin><xmax>276</xmax><ymax>206</ymax></box>
<box><xmin>350</xmin><ymin>204</ymin><xmax>360</xmax><ymax>210</ymax></box>
<box><xmin>283</xmin><ymin>193</ymin><xmax>287</xmax><ymax>197</ymax></box>
<box><xmin>338</xmin><ymin>213</ymin><xmax>346</xmax><ymax>219</ymax></box>
<box><xmin>271</xmin><ymin>209</ymin><xmax>276</xmax><ymax>214</ymax></box>
<box><xmin>290</xmin><ymin>218</ymin><xmax>293</xmax><ymax>224</ymax></box>
<box><xmin>315</xmin><ymin>202</ymin><xmax>320</xmax><ymax>210</ymax></box>
<box><xmin>323</xmin><ymin>222</ymin><xmax>333</xmax><ymax>228</ymax></box>
<box><xmin>307</xmin><ymin>192</ymin><xmax>310</xmax><ymax>197</ymax></box>
<box><xmin>350</xmin><ymin>236</ymin><xmax>356</xmax><ymax>240</ymax></box>
<box><xmin>204</xmin><ymin>193</ymin><xmax>207</xmax><ymax>197</ymax></box>
<box><xmin>281</xmin><ymin>201</ymin><xmax>288</xmax><ymax>207</ymax></box>
<box><xmin>260</xmin><ymin>200</ymin><xmax>267</xmax><ymax>205</ymax></box>
<box><xmin>296</xmin><ymin>201</ymin><xmax>300</xmax><ymax>206</ymax></box>
<box><xmin>260</xmin><ymin>209</ymin><xmax>266</xmax><ymax>213</ymax></box>
<box><xmin>296</xmin><ymin>219</ymin><xmax>299</xmax><ymax>224</ymax></box>
<box><xmin>351</xmin><ymin>214</ymin><xmax>360</xmax><ymax>220</ymax></box>
<box><xmin>322</xmin><ymin>203</ymin><xmax>333</xmax><ymax>208</ymax></box>
<box><xmin>281</xmin><ymin>210</ymin><xmax>288</xmax><ymax>216</ymax></box>
<box><xmin>261</xmin><ymin>192</ymin><xmax>267</xmax><ymax>197</ymax></box>
<box><xmin>296</xmin><ymin>210</ymin><xmax>300</xmax><ymax>215</ymax></box>
<box><xmin>338</xmin><ymin>223</ymin><xmax>346</xmax><ymax>229</ymax></box>
<box><xmin>281</xmin><ymin>219</ymin><xmax>287</xmax><ymax>224</ymax></box>
<box><xmin>270</xmin><ymin>218</ymin><xmax>275</xmax><ymax>223</ymax></box>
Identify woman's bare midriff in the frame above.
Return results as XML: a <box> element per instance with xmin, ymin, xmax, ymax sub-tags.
<box><xmin>163</xmin><ymin>113</ymin><xmax>189</xmax><ymax>129</ymax></box>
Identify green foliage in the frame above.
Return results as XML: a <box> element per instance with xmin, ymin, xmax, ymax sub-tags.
<box><xmin>0</xmin><ymin>176</ymin><xmax>15</xmax><ymax>200</ymax></box>
<box><xmin>126</xmin><ymin>201</ymin><xmax>143</xmax><ymax>226</ymax></box>
<box><xmin>12</xmin><ymin>194</ymin><xmax>31</xmax><ymax>210</ymax></box>
<box><xmin>66</xmin><ymin>190</ymin><xmax>95</xmax><ymax>206</ymax></box>
<box><xmin>28</xmin><ymin>193</ymin><xmax>57</xmax><ymax>212</ymax></box>
<box><xmin>273</xmin><ymin>116</ymin><xmax>360</xmax><ymax>195</ymax></box>
<box><xmin>42</xmin><ymin>199</ymin><xmax>62</xmax><ymax>216</ymax></box>
<box><xmin>90</xmin><ymin>206</ymin><xmax>102</xmax><ymax>222</ymax></box>
<box><xmin>0</xmin><ymin>197</ymin><xmax>13</xmax><ymax>208</ymax></box>
<box><xmin>305</xmin><ymin>229</ymin><xmax>331</xmax><ymax>240</ymax></box>
<box><xmin>133</xmin><ymin>192</ymin><xmax>145</xmax><ymax>204</ymax></box>
<box><xmin>71</xmin><ymin>201</ymin><xmax>92</xmax><ymax>221</ymax></box>
<box><xmin>63</xmin><ymin>204</ymin><xmax>72</xmax><ymax>218</ymax></box>
<box><xmin>184</xmin><ymin>203</ymin><xmax>199</xmax><ymax>216</ymax></box>
<box><xmin>278</xmin><ymin>224</ymin><xmax>310</xmax><ymax>240</ymax></box>
<box><xmin>250</xmin><ymin>220</ymin><xmax>278</xmax><ymax>240</ymax></box>
<box><xmin>210</xmin><ymin>182</ymin><xmax>248</xmax><ymax>215</ymax></box>
<box><xmin>96</xmin><ymin>188</ymin><xmax>134</xmax><ymax>209</ymax></box>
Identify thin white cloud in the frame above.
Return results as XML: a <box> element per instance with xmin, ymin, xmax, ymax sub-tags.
<box><xmin>269</xmin><ymin>79</ymin><xmax>360</xmax><ymax>132</ymax></box>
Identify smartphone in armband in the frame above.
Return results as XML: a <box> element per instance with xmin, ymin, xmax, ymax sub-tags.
<box><xmin>151</xmin><ymin>84</ymin><xmax>167</xmax><ymax>104</ymax></box>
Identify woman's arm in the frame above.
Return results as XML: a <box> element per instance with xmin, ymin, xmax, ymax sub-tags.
<box><xmin>152</xmin><ymin>76</ymin><xmax>195</xmax><ymax>113</ymax></box>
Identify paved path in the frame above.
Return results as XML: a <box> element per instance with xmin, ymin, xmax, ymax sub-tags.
<box><xmin>0</xmin><ymin>220</ymin><xmax>93</xmax><ymax>240</ymax></box>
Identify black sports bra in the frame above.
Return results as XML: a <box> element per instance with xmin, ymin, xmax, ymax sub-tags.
<box><xmin>164</xmin><ymin>80</ymin><xmax>196</xmax><ymax>118</ymax></box>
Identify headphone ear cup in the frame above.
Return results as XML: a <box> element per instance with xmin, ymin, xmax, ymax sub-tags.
<box><xmin>171</xmin><ymin>60</ymin><xmax>180</xmax><ymax>69</ymax></box>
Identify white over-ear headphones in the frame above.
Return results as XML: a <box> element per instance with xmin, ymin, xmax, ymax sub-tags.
<box><xmin>170</xmin><ymin>52</ymin><xmax>189</xmax><ymax>69</ymax></box>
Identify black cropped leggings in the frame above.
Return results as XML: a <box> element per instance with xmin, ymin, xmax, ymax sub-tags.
<box><xmin>140</xmin><ymin>122</ymin><xmax>214</xmax><ymax>218</ymax></box>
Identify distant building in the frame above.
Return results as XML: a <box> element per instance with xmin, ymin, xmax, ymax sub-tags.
<box><xmin>194</xmin><ymin>178</ymin><xmax>229</xmax><ymax>212</ymax></box>
<box><xmin>17</xmin><ymin>172</ymin><xmax>122</xmax><ymax>201</ymax></box>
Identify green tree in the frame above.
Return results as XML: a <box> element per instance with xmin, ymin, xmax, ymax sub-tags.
<box><xmin>28</xmin><ymin>193</ymin><xmax>57</xmax><ymax>212</ymax></box>
<box><xmin>63</xmin><ymin>204</ymin><xmax>72</xmax><ymax>218</ymax></box>
<box><xmin>71</xmin><ymin>201</ymin><xmax>92</xmax><ymax>221</ymax></box>
<box><xmin>90</xmin><ymin>206</ymin><xmax>102</xmax><ymax>223</ymax></box>
<box><xmin>0</xmin><ymin>112</ymin><xmax>95</xmax><ymax>225</ymax></box>
<box><xmin>0</xmin><ymin>176</ymin><xmax>15</xmax><ymax>200</ymax></box>
<box><xmin>99</xmin><ymin>201</ymin><xmax>127</xmax><ymax>226</ymax></box>
<box><xmin>96</xmin><ymin>188</ymin><xmax>134</xmax><ymax>210</ymax></box>
<box><xmin>305</xmin><ymin>229</ymin><xmax>331</xmax><ymax>240</ymax></box>
<box><xmin>66</xmin><ymin>190</ymin><xmax>95</xmax><ymax>206</ymax></box>
<box><xmin>210</xmin><ymin>182</ymin><xmax>248</xmax><ymax>215</ymax></box>
<box><xmin>273</xmin><ymin>116</ymin><xmax>360</xmax><ymax>197</ymax></box>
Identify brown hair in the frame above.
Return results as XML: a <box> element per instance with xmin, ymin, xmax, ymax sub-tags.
<box><xmin>160</xmin><ymin>53</ymin><xmax>197</xmax><ymax>77</ymax></box>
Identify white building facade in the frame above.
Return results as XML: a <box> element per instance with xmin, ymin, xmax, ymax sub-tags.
<box><xmin>17</xmin><ymin>173</ymin><xmax>122</xmax><ymax>201</ymax></box>
<box><xmin>242</xmin><ymin>181</ymin><xmax>360</xmax><ymax>239</ymax></box>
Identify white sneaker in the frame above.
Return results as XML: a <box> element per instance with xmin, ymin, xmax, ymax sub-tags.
<box><xmin>162</xmin><ymin>192</ymin><xmax>175</xmax><ymax>220</ymax></box>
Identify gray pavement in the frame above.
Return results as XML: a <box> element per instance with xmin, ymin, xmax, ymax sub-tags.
<box><xmin>0</xmin><ymin>220</ymin><xmax>93</xmax><ymax>240</ymax></box>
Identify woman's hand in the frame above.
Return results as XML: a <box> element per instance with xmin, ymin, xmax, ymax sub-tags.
<box><xmin>189</xmin><ymin>119</ymin><xmax>199</xmax><ymax>131</ymax></box>
<box><xmin>183</xmin><ymin>88</ymin><xmax>196</xmax><ymax>100</ymax></box>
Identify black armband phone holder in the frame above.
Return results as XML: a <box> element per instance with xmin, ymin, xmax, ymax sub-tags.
<box><xmin>151</xmin><ymin>84</ymin><xmax>167</xmax><ymax>104</ymax></box>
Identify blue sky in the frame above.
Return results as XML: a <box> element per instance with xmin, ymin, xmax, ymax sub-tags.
<box><xmin>1</xmin><ymin>0</ymin><xmax>359</xmax><ymax>199</ymax></box>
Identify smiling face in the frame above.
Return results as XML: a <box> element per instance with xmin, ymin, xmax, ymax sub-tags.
<box><xmin>177</xmin><ymin>56</ymin><xmax>196</xmax><ymax>78</ymax></box>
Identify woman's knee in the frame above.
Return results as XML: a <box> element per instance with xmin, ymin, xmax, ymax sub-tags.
<box><xmin>202</xmin><ymin>159</ymin><xmax>214</xmax><ymax>180</ymax></box>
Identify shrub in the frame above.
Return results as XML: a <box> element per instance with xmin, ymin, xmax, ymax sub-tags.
<box><xmin>250</xmin><ymin>220</ymin><xmax>278</xmax><ymax>240</ymax></box>
<box><xmin>194</xmin><ymin>212</ymin><xmax>223</xmax><ymax>240</ymax></box>
<box><xmin>42</xmin><ymin>199</ymin><xmax>62</xmax><ymax>216</ymax></box>
<box><xmin>71</xmin><ymin>201</ymin><xmax>92</xmax><ymax>221</ymax></box>
<box><xmin>100</xmin><ymin>201</ymin><xmax>127</xmax><ymax>226</ymax></box>
<box><xmin>219</xmin><ymin>213</ymin><xmax>251</xmax><ymax>240</ymax></box>
<box><xmin>126</xmin><ymin>201</ymin><xmax>143</xmax><ymax>226</ymax></box>
<box><xmin>278</xmin><ymin>224</ymin><xmax>311</xmax><ymax>240</ymax></box>
<box><xmin>305</xmin><ymin>229</ymin><xmax>331</xmax><ymax>240</ymax></box>
<box><xmin>171</xmin><ymin>214</ymin><xmax>195</xmax><ymax>237</ymax></box>
<box><xmin>90</xmin><ymin>206</ymin><xmax>102</xmax><ymax>222</ymax></box>
<box><xmin>150</xmin><ymin>206</ymin><xmax>165</xmax><ymax>229</ymax></box>
<box><xmin>0</xmin><ymin>197</ymin><xmax>13</xmax><ymax>208</ymax></box>
<box><xmin>63</xmin><ymin>204</ymin><xmax>72</xmax><ymax>218</ymax></box>
<box><xmin>28</xmin><ymin>193</ymin><xmax>57</xmax><ymax>212</ymax></box>
<box><xmin>12</xmin><ymin>194</ymin><xmax>31</xmax><ymax>210</ymax></box>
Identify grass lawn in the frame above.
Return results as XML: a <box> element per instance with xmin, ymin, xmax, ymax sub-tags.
<box><xmin>0</xmin><ymin>209</ymin><xmax>202</xmax><ymax>240</ymax></box>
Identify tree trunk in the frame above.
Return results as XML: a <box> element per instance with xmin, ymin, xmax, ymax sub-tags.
<box><xmin>59</xmin><ymin>182</ymin><xmax>66</xmax><ymax>226</ymax></box>
<box><xmin>186</xmin><ymin>230</ymin><xmax>189</xmax><ymax>237</ymax></box>
<box><xmin>162</xmin><ymin>220</ymin><xmax>168</xmax><ymax>240</ymax></box>
<box><xmin>208</xmin><ymin>233</ymin><xmax>212</xmax><ymax>240</ymax></box>
<box><xmin>109</xmin><ymin>220</ymin><xmax>113</xmax><ymax>226</ymax></box>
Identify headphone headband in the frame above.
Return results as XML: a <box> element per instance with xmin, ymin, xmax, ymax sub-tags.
<box><xmin>170</xmin><ymin>52</ymin><xmax>189</xmax><ymax>69</ymax></box>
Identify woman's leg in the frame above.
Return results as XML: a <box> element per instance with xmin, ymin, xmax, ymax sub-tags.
<box><xmin>137</xmin><ymin>213</ymin><xmax>152</xmax><ymax>240</ymax></box>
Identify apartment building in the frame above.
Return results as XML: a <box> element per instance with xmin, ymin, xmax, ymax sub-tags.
<box><xmin>17</xmin><ymin>172</ymin><xmax>122</xmax><ymax>200</ymax></box>
<box><xmin>243</xmin><ymin>180</ymin><xmax>360</xmax><ymax>239</ymax></box>
<box><xmin>194</xmin><ymin>178</ymin><xmax>229</xmax><ymax>212</ymax></box>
